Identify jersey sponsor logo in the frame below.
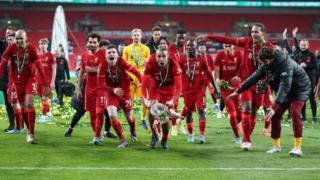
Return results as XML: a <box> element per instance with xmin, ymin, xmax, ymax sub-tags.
<box><xmin>222</xmin><ymin>66</ymin><xmax>237</xmax><ymax>71</ymax></box>
<box><xmin>281</xmin><ymin>72</ymin><xmax>287</xmax><ymax>77</ymax></box>
<box><xmin>177</xmin><ymin>68</ymin><xmax>182</xmax><ymax>74</ymax></box>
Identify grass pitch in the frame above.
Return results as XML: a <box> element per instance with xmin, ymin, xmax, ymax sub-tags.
<box><xmin>0</xmin><ymin>99</ymin><xmax>319</xmax><ymax>180</ymax></box>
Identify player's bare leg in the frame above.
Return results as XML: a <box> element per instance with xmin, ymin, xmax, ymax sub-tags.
<box><xmin>107</xmin><ymin>106</ymin><xmax>127</xmax><ymax>148</ymax></box>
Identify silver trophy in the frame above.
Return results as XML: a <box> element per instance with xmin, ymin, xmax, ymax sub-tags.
<box><xmin>150</xmin><ymin>102</ymin><xmax>184</xmax><ymax>125</ymax></box>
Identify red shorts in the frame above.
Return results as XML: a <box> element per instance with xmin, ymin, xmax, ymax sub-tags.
<box><xmin>36</xmin><ymin>82</ymin><xmax>50</xmax><ymax>97</ymax></box>
<box><xmin>106</xmin><ymin>93</ymin><xmax>132</xmax><ymax>112</ymax></box>
<box><xmin>36</xmin><ymin>76</ymin><xmax>50</xmax><ymax>97</ymax></box>
<box><xmin>239</xmin><ymin>86</ymin><xmax>264</xmax><ymax>107</ymax></box>
<box><xmin>7</xmin><ymin>86</ymin><xmax>19</xmax><ymax>104</ymax></box>
<box><xmin>150</xmin><ymin>88</ymin><xmax>175</xmax><ymax>107</ymax></box>
<box><xmin>85</xmin><ymin>92</ymin><xmax>97</xmax><ymax>112</ymax></box>
<box><xmin>158</xmin><ymin>93</ymin><xmax>174</xmax><ymax>106</ymax></box>
<box><xmin>183</xmin><ymin>89</ymin><xmax>206</xmax><ymax>112</ymax></box>
<box><xmin>96</xmin><ymin>90</ymin><xmax>108</xmax><ymax>113</ymax></box>
<box><xmin>14</xmin><ymin>77</ymin><xmax>37</xmax><ymax>103</ymax></box>
<box><xmin>221</xmin><ymin>89</ymin><xmax>239</xmax><ymax>113</ymax></box>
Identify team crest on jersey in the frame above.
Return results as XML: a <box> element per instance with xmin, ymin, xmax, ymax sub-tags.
<box><xmin>177</xmin><ymin>68</ymin><xmax>182</xmax><ymax>74</ymax></box>
<box><xmin>281</xmin><ymin>72</ymin><xmax>287</xmax><ymax>77</ymax></box>
<box><xmin>306</xmin><ymin>56</ymin><xmax>311</xmax><ymax>62</ymax></box>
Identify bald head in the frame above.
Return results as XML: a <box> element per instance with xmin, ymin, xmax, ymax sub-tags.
<box><xmin>15</xmin><ymin>30</ymin><xmax>27</xmax><ymax>48</ymax></box>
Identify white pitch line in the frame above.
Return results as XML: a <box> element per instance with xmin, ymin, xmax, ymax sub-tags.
<box><xmin>0</xmin><ymin>167</ymin><xmax>320</xmax><ymax>171</ymax></box>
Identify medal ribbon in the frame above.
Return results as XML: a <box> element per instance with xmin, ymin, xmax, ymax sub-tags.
<box><xmin>108</xmin><ymin>62</ymin><xmax>119</xmax><ymax>84</ymax></box>
<box><xmin>186</xmin><ymin>54</ymin><xmax>197</xmax><ymax>83</ymax></box>
<box><xmin>158</xmin><ymin>64</ymin><xmax>169</xmax><ymax>88</ymax></box>
<box><xmin>16</xmin><ymin>46</ymin><xmax>28</xmax><ymax>76</ymax></box>
<box><xmin>132</xmin><ymin>44</ymin><xmax>143</xmax><ymax>67</ymax></box>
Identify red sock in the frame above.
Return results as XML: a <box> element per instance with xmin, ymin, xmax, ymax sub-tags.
<box><xmin>187</xmin><ymin>122</ymin><xmax>193</xmax><ymax>135</ymax></box>
<box><xmin>241</xmin><ymin>112</ymin><xmax>251</xmax><ymax>142</ymax></box>
<box><xmin>111</xmin><ymin>119</ymin><xmax>125</xmax><ymax>141</ymax></box>
<box><xmin>89</xmin><ymin>111</ymin><xmax>96</xmax><ymax>132</ymax></box>
<box><xmin>229</xmin><ymin>111</ymin><xmax>240</xmax><ymax>138</ymax></box>
<box><xmin>42</xmin><ymin>100</ymin><xmax>49</xmax><ymax>115</ymax></box>
<box><xmin>22</xmin><ymin>110</ymin><xmax>28</xmax><ymax>129</ymax></box>
<box><xmin>47</xmin><ymin>103</ymin><xmax>50</xmax><ymax>114</ymax></box>
<box><xmin>181</xmin><ymin>106</ymin><xmax>187</xmax><ymax>117</ymax></box>
<box><xmin>14</xmin><ymin>108</ymin><xmax>23</xmax><ymax>129</ymax></box>
<box><xmin>199</xmin><ymin>119</ymin><xmax>206</xmax><ymax>135</ymax></box>
<box><xmin>171</xmin><ymin>105</ymin><xmax>178</xmax><ymax>126</ymax></box>
<box><xmin>128</xmin><ymin>116</ymin><xmax>136</xmax><ymax>135</ymax></box>
<box><xmin>264</xmin><ymin>119</ymin><xmax>271</xmax><ymax>129</ymax></box>
<box><xmin>171</xmin><ymin>118</ymin><xmax>177</xmax><ymax>126</ymax></box>
<box><xmin>27</xmin><ymin>108</ymin><xmax>36</xmax><ymax>135</ymax></box>
<box><xmin>250</xmin><ymin>116</ymin><xmax>256</xmax><ymax>134</ymax></box>
<box><xmin>95</xmin><ymin>113</ymin><xmax>104</xmax><ymax>137</ymax></box>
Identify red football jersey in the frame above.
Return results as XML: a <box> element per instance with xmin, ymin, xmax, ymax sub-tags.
<box><xmin>98</xmin><ymin>57</ymin><xmax>142</xmax><ymax>98</ymax></box>
<box><xmin>144</xmin><ymin>55</ymin><xmax>181</xmax><ymax>99</ymax></box>
<box><xmin>179</xmin><ymin>54</ymin><xmax>214</xmax><ymax>96</ymax></box>
<box><xmin>1</xmin><ymin>43</ymin><xmax>39</xmax><ymax>85</ymax></box>
<box><xmin>80</xmin><ymin>49</ymin><xmax>105</xmax><ymax>94</ymax></box>
<box><xmin>207</xmin><ymin>35</ymin><xmax>273</xmax><ymax>79</ymax></box>
<box><xmin>168</xmin><ymin>43</ymin><xmax>186</xmax><ymax>59</ymax></box>
<box><xmin>205</xmin><ymin>54</ymin><xmax>215</xmax><ymax>71</ymax></box>
<box><xmin>36</xmin><ymin>52</ymin><xmax>55</xmax><ymax>84</ymax></box>
<box><xmin>214</xmin><ymin>50</ymin><xmax>242</xmax><ymax>84</ymax></box>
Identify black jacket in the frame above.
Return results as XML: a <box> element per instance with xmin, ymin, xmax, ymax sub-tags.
<box><xmin>55</xmin><ymin>56</ymin><xmax>70</xmax><ymax>81</ymax></box>
<box><xmin>292</xmin><ymin>38</ymin><xmax>318</xmax><ymax>84</ymax></box>
<box><xmin>238</xmin><ymin>50</ymin><xmax>311</xmax><ymax>105</ymax></box>
<box><xmin>146</xmin><ymin>38</ymin><xmax>158</xmax><ymax>55</ymax></box>
<box><xmin>0</xmin><ymin>39</ymin><xmax>8</xmax><ymax>90</ymax></box>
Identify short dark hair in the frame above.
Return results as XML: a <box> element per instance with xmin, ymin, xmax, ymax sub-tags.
<box><xmin>157</xmin><ymin>47</ymin><xmax>168</xmax><ymax>53</ymax></box>
<box><xmin>152</xmin><ymin>26</ymin><xmax>161</xmax><ymax>32</ymax></box>
<box><xmin>86</xmin><ymin>32</ymin><xmax>101</xmax><ymax>42</ymax></box>
<box><xmin>39</xmin><ymin>38</ymin><xmax>49</xmax><ymax>44</ymax></box>
<box><xmin>99</xmin><ymin>40</ymin><xmax>111</xmax><ymax>47</ymax></box>
<box><xmin>253</xmin><ymin>23</ymin><xmax>267</xmax><ymax>33</ymax></box>
<box><xmin>6</xmin><ymin>26</ymin><xmax>16</xmax><ymax>31</ymax></box>
<box><xmin>106</xmin><ymin>44</ymin><xmax>116</xmax><ymax>50</ymax></box>
<box><xmin>259</xmin><ymin>47</ymin><xmax>275</xmax><ymax>61</ymax></box>
<box><xmin>118</xmin><ymin>43</ymin><xmax>126</xmax><ymax>46</ymax></box>
<box><xmin>8</xmin><ymin>32</ymin><xmax>15</xmax><ymax>37</ymax></box>
<box><xmin>177</xmin><ymin>28</ymin><xmax>186</xmax><ymax>35</ymax></box>
<box><xmin>159</xmin><ymin>36</ymin><xmax>169</xmax><ymax>44</ymax></box>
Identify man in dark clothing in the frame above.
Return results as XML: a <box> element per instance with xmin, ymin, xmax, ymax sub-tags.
<box><xmin>54</xmin><ymin>46</ymin><xmax>70</xmax><ymax>106</ymax></box>
<box><xmin>65</xmin><ymin>80</ymin><xmax>115</xmax><ymax>138</ymax></box>
<box><xmin>0</xmin><ymin>26</ymin><xmax>15</xmax><ymax>132</ymax></box>
<box><xmin>146</xmin><ymin>26</ymin><xmax>162</xmax><ymax>55</ymax></box>
<box><xmin>291</xmin><ymin>28</ymin><xmax>318</xmax><ymax>124</ymax></box>
<box><xmin>228</xmin><ymin>48</ymin><xmax>311</xmax><ymax>157</ymax></box>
